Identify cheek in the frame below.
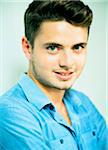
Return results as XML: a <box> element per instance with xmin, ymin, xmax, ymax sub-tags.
<box><xmin>42</xmin><ymin>55</ymin><xmax>59</xmax><ymax>68</ymax></box>
<box><xmin>47</xmin><ymin>54</ymin><xmax>59</xmax><ymax>62</ymax></box>
<box><xmin>76</xmin><ymin>55</ymin><xmax>86</xmax><ymax>69</ymax></box>
<box><xmin>33</xmin><ymin>54</ymin><xmax>58</xmax><ymax>70</ymax></box>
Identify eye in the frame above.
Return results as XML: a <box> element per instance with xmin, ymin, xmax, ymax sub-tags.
<box><xmin>72</xmin><ymin>44</ymin><xmax>86</xmax><ymax>53</ymax></box>
<box><xmin>74</xmin><ymin>45</ymin><xmax>84</xmax><ymax>50</ymax></box>
<box><xmin>46</xmin><ymin>45</ymin><xmax>61</xmax><ymax>54</ymax></box>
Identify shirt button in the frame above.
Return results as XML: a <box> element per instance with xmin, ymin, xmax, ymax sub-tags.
<box><xmin>92</xmin><ymin>131</ymin><xmax>96</xmax><ymax>136</ymax></box>
<box><xmin>49</xmin><ymin>105</ymin><xmax>54</xmax><ymax>110</ymax></box>
<box><xmin>60</xmin><ymin>139</ymin><xmax>64</xmax><ymax>144</ymax></box>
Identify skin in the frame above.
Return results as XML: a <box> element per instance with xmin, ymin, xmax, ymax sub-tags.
<box><xmin>22</xmin><ymin>21</ymin><xmax>88</xmax><ymax>124</ymax></box>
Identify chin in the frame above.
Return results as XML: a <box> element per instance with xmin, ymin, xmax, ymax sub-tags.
<box><xmin>60</xmin><ymin>86</ymin><xmax>72</xmax><ymax>90</ymax></box>
<box><xmin>54</xmin><ymin>86</ymin><xmax>72</xmax><ymax>91</ymax></box>
<box><xmin>58</xmin><ymin>87</ymin><xmax>71</xmax><ymax>90</ymax></box>
<box><xmin>53</xmin><ymin>83</ymin><xmax>73</xmax><ymax>90</ymax></box>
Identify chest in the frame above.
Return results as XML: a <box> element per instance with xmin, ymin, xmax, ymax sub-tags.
<box><xmin>37</xmin><ymin>108</ymin><xmax>101</xmax><ymax>150</ymax></box>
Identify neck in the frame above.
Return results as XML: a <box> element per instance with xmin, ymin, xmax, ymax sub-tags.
<box><xmin>28</xmin><ymin>71</ymin><xmax>65</xmax><ymax>107</ymax></box>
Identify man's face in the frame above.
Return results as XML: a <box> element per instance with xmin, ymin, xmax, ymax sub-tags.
<box><xmin>30</xmin><ymin>21</ymin><xmax>88</xmax><ymax>90</ymax></box>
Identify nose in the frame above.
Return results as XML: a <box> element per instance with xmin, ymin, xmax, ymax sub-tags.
<box><xmin>59</xmin><ymin>50</ymin><xmax>73</xmax><ymax>69</ymax></box>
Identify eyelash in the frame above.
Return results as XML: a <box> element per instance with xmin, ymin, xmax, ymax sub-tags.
<box><xmin>46</xmin><ymin>45</ymin><xmax>61</xmax><ymax>53</ymax></box>
<box><xmin>73</xmin><ymin>45</ymin><xmax>84</xmax><ymax>50</ymax></box>
<box><xmin>46</xmin><ymin>44</ymin><xmax>86</xmax><ymax>54</ymax></box>
<box><xmin>72</xmin><ymin>45</ymin><xmax>85</xmax><ymax>53</ymax></box>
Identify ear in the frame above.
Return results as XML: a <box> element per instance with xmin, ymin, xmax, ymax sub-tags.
<box><xmin>22</xmin><ymin>36</ymin><xmax>32</xmax><ymax>60</ymax></box>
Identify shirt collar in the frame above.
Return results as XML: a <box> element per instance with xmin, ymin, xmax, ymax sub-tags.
<box><xmin>18</xmin><ymin>73</ymin><xmax>52</xmax><ymax>110</ymax></box>
<box><xmin>18</xmin><ymin>73</ymin><xmax>82</xmax><ymax>111</ymax></box>
<box><xmin>64</xmin><ymin>88</ymin><xmax>82</xmax><ymax>112</ymax></box>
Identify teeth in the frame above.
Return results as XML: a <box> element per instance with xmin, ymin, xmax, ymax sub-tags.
<box><xmin>60</xmin><ymin>73</ymin><xmax>71</xmax><ymax>76</ymax></box>
<box><xmin>61</xmin><ymin>73</ymin><xmax>65</xmax><ymax>76</ymax></box>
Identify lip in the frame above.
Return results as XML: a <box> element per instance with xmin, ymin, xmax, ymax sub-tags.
<box><xmin>54</xmin><ymin>71</ymin><xmax>74</xmax><ymax>81</ymax></box>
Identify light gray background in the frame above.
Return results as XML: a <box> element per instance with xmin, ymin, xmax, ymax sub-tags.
<box><xmin>0</xmin><ymin>0</ymin><xmax>108</xmax><ymax>122</ymax></box>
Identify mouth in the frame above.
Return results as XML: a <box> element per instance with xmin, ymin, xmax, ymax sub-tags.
<box><xmin>54</xmin><ymin>71</ymin><xmax>74</xmax><ymax>81</ymax></box>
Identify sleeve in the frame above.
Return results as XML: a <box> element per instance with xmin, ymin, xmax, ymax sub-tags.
<box><xmin>0</xmin><ymin>102</ymin><xmax>50</xmax><ymax>150</ymax></box>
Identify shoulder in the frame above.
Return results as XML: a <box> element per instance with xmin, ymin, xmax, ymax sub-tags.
<box><xmin>68</xmin><ymin>88</ymin><xmax>99</xmax><ymax>111</ymax></box>
<box><xmin>0</xmin><ymin>85</ymin><xmax>27</xmax><ymax>117</ymax></box>
<box><xmin>67</xmin><ymin>88</ymin><xmax>106</xmax><ymax>124</ymax></box>
<box><xmin>0</xmin><ymin>83</ymin><xmax>26</xmax><ymax>103</ymax></box>
<box><xmin>0</xmin><ymin>84</ymin><xmax>41</xmax><ymax>130</ymax></box>
<box><xmin>0</xmin><ymin>85</ymin><xmax>43</xmax><ymax>148</ymax></box>
<box><xmin>0</xmin><ymin>88</ymin><xmax>48</xmax><ymax>150</ymax></box>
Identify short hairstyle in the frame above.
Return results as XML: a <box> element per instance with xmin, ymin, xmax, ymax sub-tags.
<box><xmin>24</xmin><ymin>0</ymin><xmax>93</xmax><ymax>48</ymax></box>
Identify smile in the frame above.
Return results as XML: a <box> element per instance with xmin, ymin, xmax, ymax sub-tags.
<box><xmin>54</xmin><ymin>71</ymin><xmax>74</xmax><ymax>81</ymax></box>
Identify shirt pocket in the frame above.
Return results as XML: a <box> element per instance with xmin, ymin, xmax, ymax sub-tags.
<box><xmin>81</xmin><ymin>129</ymin><xmax>98</xmax><ymax>150</ymax></box>
<box><xmin>48</xmin><ymin>134</ymin><xmax>77</xmax><ymax>150</ymax></box>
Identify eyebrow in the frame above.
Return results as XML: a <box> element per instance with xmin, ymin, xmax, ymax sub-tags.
<box><xmin>43</xmin><ymin>42</ymin><xmax>87</xmax><ymax>48</ymax></box>
<box><xmin>43</xmin><ymin>42</ymin><xmax>63</xmax><ymax>47</ymax></box>
<box><xmin>72</xmin><ymin>42</ymin><xmax>87</xmax><ymax>47</ymax></box>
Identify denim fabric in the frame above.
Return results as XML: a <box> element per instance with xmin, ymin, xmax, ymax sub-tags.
<box><xmin>0</xmin><ymin>74</ymin><xmax>107</xmax><ymax>150</ymax></box>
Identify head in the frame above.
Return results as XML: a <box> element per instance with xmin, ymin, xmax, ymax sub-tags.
<box><xmin>22</xmin><ymin>0</ymin><xmax>93</xmax><ymax>91</ymax></box>
<box><xmin>24</xmin><ymin>0</ymin><xmax>93</xmax><ymax>48</ymax></box>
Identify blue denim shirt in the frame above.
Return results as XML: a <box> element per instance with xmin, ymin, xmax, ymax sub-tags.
<box><xmin>0</xmin><ymin>74</ymin><xmax>107</xmax><ymax>150</ymax></box>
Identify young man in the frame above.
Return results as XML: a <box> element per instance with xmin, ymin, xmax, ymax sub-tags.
<box><xmin>0</xmin><ymin>0</ymin><xmax>107</xmax><ymax>150</ymax></box>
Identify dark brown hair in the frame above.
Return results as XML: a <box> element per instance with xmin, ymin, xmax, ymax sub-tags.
<box><xmin>24</xmin><ymin>0</ymin><xmax>93</xmax><ymax>48</ymax></box>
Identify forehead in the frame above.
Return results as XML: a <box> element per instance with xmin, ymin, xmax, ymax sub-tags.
<box><xmin>35</xmin><ymin>21</ymin><xmax>88</xmax><ymax>45</ymax></box>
